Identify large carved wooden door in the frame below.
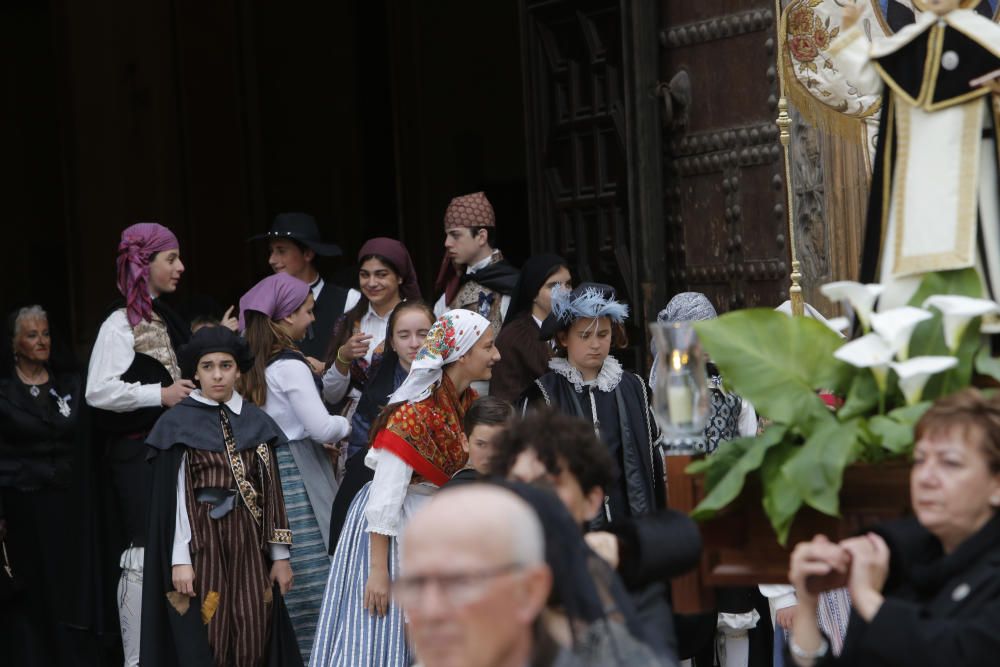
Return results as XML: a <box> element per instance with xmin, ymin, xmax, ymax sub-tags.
<box><xmin>659</xmin><ymin>1</ymin><xmax>790</xmax><ymax>313</ymax></box>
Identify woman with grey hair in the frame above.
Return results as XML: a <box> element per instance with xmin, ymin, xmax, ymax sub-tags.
<box><xmin>0</xmin><ymin>305</ymin><xmax>82</xmax><ymax>665</ymax></box>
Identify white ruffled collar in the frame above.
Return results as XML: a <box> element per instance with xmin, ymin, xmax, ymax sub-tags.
<box><xmin>548</xmin><ymin>355</ymin><xmax>623</xmax><ymax>393</ymax></box>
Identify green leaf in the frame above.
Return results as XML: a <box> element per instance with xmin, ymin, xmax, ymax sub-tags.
<box><xmin>869</xmin><ymin>415</ymin><xmax>913</xmax><ymax>454</ymax></box>
<box><xmin>887</xmin><ymin>401</ymin><xmax>932</xmax><ymax>425</ymax></box>
<box><xmin>694</xmin><ymin>310</ymin><xmax>850</xmax><ymax>426</ymax></box>
<box><xmin>975</xmin><ymin>346</ymin><xmax>1000</xmax><ymax>384</ymax></box>
<box><xmin>689</xmin><ymin>425</ymin><xmax>789</xmax><ymax>521</ymax></box>
<box><xmin>906</xmin><ymin>268</ymin><xmax>983</xmax><ymax>307</ymax></box>
<box><xmin>838</xmin><ymin>369</ymin><xmax>879</xmax><ymax>420</ymax></box>
<box><xmin>760</xmin><ymin>441</ymin><xmax>804</xmax><ymax>545</ymax></box>
<box><xmin>782</xmin><ymin>416</ymin><xmax>862</xmax><ymax>517</ymax></box>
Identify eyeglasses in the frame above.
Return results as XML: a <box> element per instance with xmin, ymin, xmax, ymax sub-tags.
<box><xmin>391</xmin><ymin>563</ymin><xmax>524</xmax><ymax>609</ymax></box>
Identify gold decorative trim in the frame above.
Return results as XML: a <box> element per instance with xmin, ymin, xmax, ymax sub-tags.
<box><xmin>271</xmin><ymin>529</ymin><xmax>292</xmax><ymax>545</ymax></box>
<box><xmin>892</xmin><ymin>100</ymin><xmax>980</xmax><ymax>275</ymax></box>
<box><xmin>219</xmin><ymin>409</ymin><xmax>263</xmax><ymax>526</ymax></box>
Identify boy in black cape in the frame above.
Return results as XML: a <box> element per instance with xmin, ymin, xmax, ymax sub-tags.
<box><xmin>141</xmin><ymin>326</ymin><xmax>301</xmax><ymax>667</ymax></box>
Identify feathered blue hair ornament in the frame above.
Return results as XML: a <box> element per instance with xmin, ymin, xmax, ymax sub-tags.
<box><xmin>550</xmin><ymin>283</ymin><xmax>629</xmax><ymax>325</ymax></box>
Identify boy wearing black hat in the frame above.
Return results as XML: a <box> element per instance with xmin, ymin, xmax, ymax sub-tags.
<box><xmin>249</xmin><ymin>212</ymin><xmax>361</xmax><ymax>360</ymax></box>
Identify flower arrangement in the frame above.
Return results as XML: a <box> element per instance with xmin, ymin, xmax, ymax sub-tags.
<box><xmin>687</xmin><ymin>269</ymin><xmax>1000</xmax><ymax>544</ymax></box>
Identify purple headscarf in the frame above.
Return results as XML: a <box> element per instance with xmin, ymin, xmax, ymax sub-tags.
<box><xmin>358</xmin><ymin>237</ymin><xmax>422</xmax><ymax>302</ymax></box>
<box><xmin>116</xmin><ymin>223</ymin><xmax>180</xmax><ymax>327</ymax></box>
<box><xmin>239</xmin><ymin>273</ymin><xmax>311</xmax><ymax>331</ymax></box>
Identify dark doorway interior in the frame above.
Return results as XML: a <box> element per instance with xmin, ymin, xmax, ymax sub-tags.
<box><xmin>2</xmin><ymin>0</ymin><xmax>528</xmax><ymax>355</ymax></box>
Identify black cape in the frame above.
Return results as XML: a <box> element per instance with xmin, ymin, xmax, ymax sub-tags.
<box><xmin>140</xmin><ymin>396</ymin><xmax>302</xmax><ymax>667</ymax></box>
<box><xmin>458</xmin><ymin>259</ymin><xmax>519</xmax><ymax>296</ymax></box>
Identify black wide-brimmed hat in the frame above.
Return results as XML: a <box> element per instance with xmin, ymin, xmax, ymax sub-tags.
<box><xmin>247</xmin><ymin>212</ymin><xmax>343</xmax><ymax>257</ymax></box>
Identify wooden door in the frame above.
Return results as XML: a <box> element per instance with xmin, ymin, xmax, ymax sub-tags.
<box><xmin>659</xmin><ymin>1</ymin><xmax>789</xmax><ymax>313</ymax></box>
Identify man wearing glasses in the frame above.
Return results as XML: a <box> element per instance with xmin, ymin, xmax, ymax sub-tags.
<box><xmin>397</xmin><ymin>485</ymin><xmax>575</xmax><ymax>667</ymax></box>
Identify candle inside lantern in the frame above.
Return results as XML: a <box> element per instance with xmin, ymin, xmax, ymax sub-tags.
<box><xmin>666</xmin><ymin>349</ymin><xmax>693</xmax><ymax>425</ymax></box>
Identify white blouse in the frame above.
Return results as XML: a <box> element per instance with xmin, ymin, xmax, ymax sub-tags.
<box><xmin>321</xmin><ymin>303</ymin><xmax>392</xmax><ymax>405</ymax></box>
<box><xmin>263</xmin><ymin>359</ymin><xmax>350</xmax><ymax>443</ymax></box>
<box><xmin>85</xmin><ymin>309</ymin><xmax>163</xmax><ymax>412</ymax></box>
<box><xmin>362</xmin><ymin>448</ymin><xmax>436</xmax><ymax>537</ymax></box>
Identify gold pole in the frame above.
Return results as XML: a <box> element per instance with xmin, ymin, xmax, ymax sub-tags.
<box><xmin>773</xmin><ymin>0</ymin><xmax>804</xmax><ymax>316</ymax></box>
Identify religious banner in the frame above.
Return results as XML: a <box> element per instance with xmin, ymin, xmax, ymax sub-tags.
<box><xmin>780</xmin><ymin>0</ymin><xmax>999</xmax><ymax>168</ymax></box>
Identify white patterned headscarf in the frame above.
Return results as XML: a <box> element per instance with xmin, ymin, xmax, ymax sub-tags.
<box><xmin>388</xmin><ymin>309</ymin><xmax>492</xmax><ymax>405</ymax></box>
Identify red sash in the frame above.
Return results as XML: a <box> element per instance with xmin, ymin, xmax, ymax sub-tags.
<box><xmin>372</xmin><ymin>429</ymin><xmax>450</xmax><ymax>487</ymax></box>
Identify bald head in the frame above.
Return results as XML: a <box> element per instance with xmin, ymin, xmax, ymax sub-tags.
<box><xmin>399</xmin><ymin>485</ymin><xmax>552</xmax><ymax>667</ymax></box>
<box><xmin>404</xmin><ymin>484</ymin><xmax>544</xmax><ymax>566</ymax></box>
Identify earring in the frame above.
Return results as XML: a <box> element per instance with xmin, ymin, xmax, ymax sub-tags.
<box><xmin>991</xmin><ymin>496</ymin><xmax>1000</xmax><ymax>508</ymax></box>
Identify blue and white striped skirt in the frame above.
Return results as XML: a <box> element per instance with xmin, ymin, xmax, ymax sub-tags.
<box><xmin>276</xmin><ymin>444</ymin><xmax>333</xmax><ymax>664</ymax></box>
<box><xmin>309</xmin><ymin>482</ymin><xmax>409</xmax><ymax>667</ymax></box>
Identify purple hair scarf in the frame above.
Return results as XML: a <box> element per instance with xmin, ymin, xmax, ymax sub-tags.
<box><xmin>116</xmin><ymin>223</ymin><xmax>180</xmax><ymax>327</ymax></box>
<box><xmin>239</xmin><ymin>272</ymin><xmax>311</xmax><ymax>331</ymax></box>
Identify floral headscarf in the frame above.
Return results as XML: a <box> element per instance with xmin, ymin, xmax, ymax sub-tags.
<box><xmin>387</xmin><ymin>309</ymin><xmax>491</xmax><ymax>405</ymax></box>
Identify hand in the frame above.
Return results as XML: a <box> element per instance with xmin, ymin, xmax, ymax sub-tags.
<box><xmin>305</xmin><ymin>356</ymin><xmax>326</xmax><ymax>374</ymax></box>
<box><xmin>172</xmin><ymin>564</ymin><xmax>196</xmax><ymax>597</ymax></box>
<box><xmin>339</xmin><ymin>333</ymin><xmax>373</xmax><ymax>364</ymax></box>
<box><xmin>584</xmin><ymin>531</ymin><xmax>620</xmax><ymax>570</ymax></box>
<box><xmin>364</xmin><ymin>568</ymin><xmax>391</xmax><ymax>618</ymax></box>
<box><xmin>270</xmin><ymin>559</ymin><xmax>294</xmax><ymax>595</ymax></box>
<box><xmin>221</xmin><ymin>305</ymin><xmax>239</xmax><ymax>332</ymax></box>
<box><xmin>161</xmin><ymin>380</ymin><xmax>196</xmax><ymax>407</ymax></box>
<box><xmin>788</xmin><ymin>534</ymin><xmax>851</xmax><ymax>600</ymax></box>
<box><xmin>840</xmin><ymin>533</ymin><xmax>889</xmax><ymax>620</ymax></box>
<box><xmin>842</xmin><ymin>1</ymin><xmax>862</xmax><ymax>30</ymax></box>
<box><xmin>775</xmin><ymin>605</ymin><xmax>797</xmax><ymax>631</ymax></box>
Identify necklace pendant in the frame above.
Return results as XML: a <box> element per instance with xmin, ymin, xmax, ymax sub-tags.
<box><xmin>29</xmin><ymin>385</ymin><xmax>40</xmax><ymax>398</ymax></box>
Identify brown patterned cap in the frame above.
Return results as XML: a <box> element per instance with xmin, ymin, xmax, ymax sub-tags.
<box><xmin>443</xmin><ymin>191</ymin><xmax>495</xmax><ymax>230</ymax></box>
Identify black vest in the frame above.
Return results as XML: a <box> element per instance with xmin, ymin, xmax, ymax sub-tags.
<box><xmin>300</xmin><ymin>280</ymin><xmax>349</xmax><ymax>359</ymax></box>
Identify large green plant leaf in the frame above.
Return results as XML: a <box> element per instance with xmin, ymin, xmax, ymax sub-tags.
<box><xmin>688</xmin><ymin>425</ymin><xmax>789</xmax><ymax>521</ymax></box>
<box><xmin>838</xmin><ymin>369</ymin><xmax>879</xmax><ymax>420</ymax></box>
<box><xmin>782</xmin><ymin>415</ymin><xmax>862</xmax><ymax>516</ymax></box>
<box><xmin>694</xmin><ymin>310</ymin><xmax>850</xmax><ymax>426</ymax></box>
<box><xmin>906</xmin><ymin>268</ymin><xmax>983</xmax><ymax>307</ymax></box>
<box><xmin>760</xmin><ymin>441</ymin><xmax>804</xmax><ymax>545</ymax></box>
<box><xmin>975</xmin><ymin>346</ymin><xmax>1000</xmax><ymax>384</ymax></box>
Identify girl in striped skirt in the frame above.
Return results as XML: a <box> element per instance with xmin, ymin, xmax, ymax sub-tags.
<box><xmin>239</xmin><ymin>273</ymin><xmax>351</xmax><ymax>663</ymax></box>
<box><xmin>310</xmin><ymin>309</ymin><xmax>500</xmax><ymax>667</ymax></box>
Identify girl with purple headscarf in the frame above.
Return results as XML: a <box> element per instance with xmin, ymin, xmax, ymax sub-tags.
<box><xmin>85</xmin><ymin>222</ymin><xmax>193</xmax><ymax>667</ymax></box>
<box><xmin>321</xmin><ymin>237</ymin><xmax>421</xmax><ymax>410</ymax></box>
<box><xmin>237</xmin><ymin>272</ymin><xmax>351</xmax><ymax>663</ymax></box>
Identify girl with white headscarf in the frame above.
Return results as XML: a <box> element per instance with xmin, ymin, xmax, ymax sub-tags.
<box><xmin>310</xmin><ymin>309</ymin><xmax>499</xmax><ymax>667</ymax></box>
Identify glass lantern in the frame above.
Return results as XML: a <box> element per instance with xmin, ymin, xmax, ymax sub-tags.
<box><xmin>649</xmin><ymin>321</ymin><xmax>710</xmax><ymax>455</ymax></box>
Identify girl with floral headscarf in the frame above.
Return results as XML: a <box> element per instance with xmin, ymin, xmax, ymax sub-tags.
<box><xmin>310</xmin><ymin>309</ymin><xmax>499</xmax><ymax>667</ymax></box>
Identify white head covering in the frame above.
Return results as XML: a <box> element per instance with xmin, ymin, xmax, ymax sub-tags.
<box><xmin>388</xmin><ymin>309</ymin><xmax>492</xmax><ymax>405</ymax></box>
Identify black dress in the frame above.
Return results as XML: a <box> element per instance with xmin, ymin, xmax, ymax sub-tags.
<box><xmin>0</xmin><ymin>372</ymin><xmax>82</xmax><ymax>666</ymax></box>
<box><xmin>808</xmin><ymin>513</ymin><xmax>1000</xmax><ymax>667</ymax></box>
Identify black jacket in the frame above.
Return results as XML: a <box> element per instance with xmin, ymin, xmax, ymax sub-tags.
<box><xmin>815</xmin><ymin>513</ymin><xmax>1000</xmax><ymax>666</ymax></box>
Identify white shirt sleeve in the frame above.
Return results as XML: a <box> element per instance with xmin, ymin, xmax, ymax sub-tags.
<box><xmin>269</xmin><ymin>544</ymin><xmax>290</xmax><ymax>560</ymax></box>
<box><xmin>172</xmin><ymin>453</ymin><xmax>192</xmax><ymax>566</ymax></box>
<box><xmin>759</xmin><ymin>584</ymin><xmax>797</xmax><ymax>611</ymax></box>
<box><xmin>739</xmin><ymin>399</ymin><xmax>759</xmax><ymax>438</ymax></box>
<box><xmin>344</xmin><ymin>288</ymin><xmax>362</xmax><ymax>313</ymax></box>
<box><xmin>433</xmin><ymin>294</ymin><xmax>447</xmax><ymax>318</ymax></box>
<box><xmin>499</xmin><ymin>294</ymin><xmax>511</xmax><ymax>322</ymax></box>
<box><xmin>274</xmin><ymin>361</ymin><xmax>350</xmax><ymax>443</ymax></box>
<box><xmin>85</xmin><ymin>310</ymin><xmax>163</xmax><ymax>412</ymax></box>
<box><xmin>364</xmin><ymin>449</ymin><xmax>413</xmax><ymax>537</ymax></box>
<box><xmin>321</xmin><ymin>364</ymin><xmax>351</xmax><ymax>404</ymax></box>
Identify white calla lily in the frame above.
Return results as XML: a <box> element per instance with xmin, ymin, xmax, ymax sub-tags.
<box><xmin>890</xmin><ymin>356</ymin><xmax>958</xmax><ymax>405</ymax></box>
<box><xmin>869</xmin><ymin>307</ymin><xmax>933</xmax><ymax>361</ymax></box>
<box><xmin>833</xmin><ymin>333</ymin><xmax>893</xmax><ymax>390</ymax></box>
<box><xmin>922</xmin><ymin>295</ymin><xmax>1000</xmax><ymax>351</ymax></box>
<box><xmin>820</xmin><ymin>281</ymin><xmax>884</xmax><ymax>330</ymax></box>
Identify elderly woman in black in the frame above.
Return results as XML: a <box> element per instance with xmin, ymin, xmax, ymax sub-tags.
<box><xmin>787</xmin><ymin>388</ymin><xmax>1000</xmax><ymax>666</ymax></box>
<box><xmin>0</xmin><ymin>305</ymin><xmax>80</xmax><ymax>665</ymax></box>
